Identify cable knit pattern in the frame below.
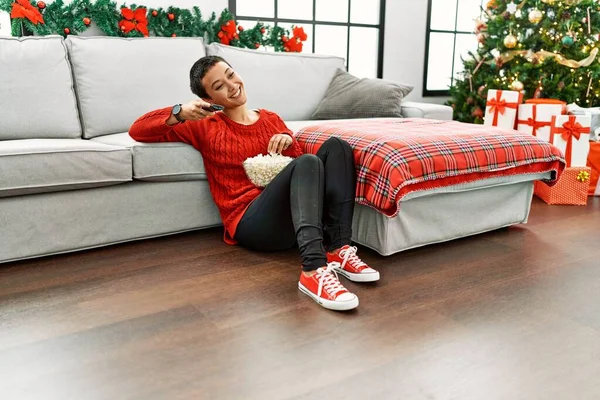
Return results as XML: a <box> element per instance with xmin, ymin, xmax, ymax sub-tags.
<box><xmin>129</xmin><ymin>108</ymin><xmax>304</xmax><ymax>244</ymax></box>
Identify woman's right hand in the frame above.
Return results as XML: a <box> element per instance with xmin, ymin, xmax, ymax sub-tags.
<box><xmin>179</xmin><ymin>99</ymin><xmax>217</xmax><ymax>121</ymax></box>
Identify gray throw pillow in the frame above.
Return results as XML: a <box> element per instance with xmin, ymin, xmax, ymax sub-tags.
<box><xmin>311</xmin><ymin>69</ymin><xmax>413</xmax><ymax>120</ymax></box>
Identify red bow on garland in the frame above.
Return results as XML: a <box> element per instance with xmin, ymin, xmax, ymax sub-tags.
<box><xmin>10</xmin><ymin>0</ymin><xmax>44</xmax><ymax>25</ymax></box>
<box><xmin>551</xmin><ymin>115</ymin><xmax>590</xmax><ymax>167</ymax></box>
<box><xmin>218</xmin><ymin>20</ymin><xmax>238</xmax><ymax>45</ymax></box>
<box><xmin>284</xmin><ymin>26</ymin><xmax>307</xmax><ymax>52</ymax></box>
<box><xmin>517</xmin><ymin>105</ymin><xmax>551</xmax><ymax>136</ymax></box>
<box><xmin>486</xmin><ymin>91</ymin><xmax>518</xmax><ymax>126</ymax></box>
<box><xmin>119</xmin><ymin>7</ymin><xmax>149</xmax><ymax>37</ymax></box>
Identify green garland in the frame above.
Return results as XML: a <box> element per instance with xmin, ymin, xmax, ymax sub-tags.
<box><xmin>1</xmin><ymin>0</ymin><xmax>301</xmax><ymax>52</ymax></box>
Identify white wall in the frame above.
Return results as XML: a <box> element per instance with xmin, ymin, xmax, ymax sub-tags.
<box><xmin>123</xmin><ymin>0</ymin><xmax>227</xmax><ymax>15</ymax></box>
<box><xmin>0</xmin><ymin>12</ymin><xmax>10</xmax><ymax>36</ymax></box>
<box><xmin>383</xmin><ymin>0</ymin><xmax>448</xmax><ymax>104</ymax></box>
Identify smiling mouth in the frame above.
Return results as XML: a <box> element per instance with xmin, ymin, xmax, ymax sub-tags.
<box><xmin>230</xmin><ymin>87</ymin><xmax>241</xmax><ymax>99</ymax></box>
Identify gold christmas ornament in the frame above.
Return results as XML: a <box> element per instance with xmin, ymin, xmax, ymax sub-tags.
<box><xmin>528</xmin><ymin>9</ymin><xmax>543</xmax><ymax>24</ymax></box>
<box><xmin>511</xmin><ymin>80</ymin><xmax>524</xmax><ymax>91</ymax></box>
<box><xmin>504</xmin><ymin>34</ymin><xmax>518</xmax><ymax>49</ymax></box>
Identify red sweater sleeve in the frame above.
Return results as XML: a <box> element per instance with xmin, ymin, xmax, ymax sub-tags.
<box><xmin>129</xmin><ymin>107</ymin><xmax>201</xmax><ymax>146</ymax></box>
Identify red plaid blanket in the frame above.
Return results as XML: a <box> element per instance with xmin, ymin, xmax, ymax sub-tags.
<box><xmin>296</xmin><ymin>118</ymin><xmax>565</xmax><ymax>217</ymax></box>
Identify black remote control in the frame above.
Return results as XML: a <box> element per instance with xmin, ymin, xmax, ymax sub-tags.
<box><xmin>203</xmin><ymin>104</ymin><xmax>224</xmax><ymax>112</ymax></box>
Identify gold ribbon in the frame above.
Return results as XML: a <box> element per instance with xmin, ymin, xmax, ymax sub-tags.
<box><xmin>577</xmin><ymin>170</ymin><xmax>590</xmax><ymax>183</ymax></box>
<box><xmin>496</xmin><ymin>47</ymin><xmax>598</xmax><ymax>69</ymax></box>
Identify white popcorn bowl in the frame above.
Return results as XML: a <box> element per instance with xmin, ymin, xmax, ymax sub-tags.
<box><xmin>243</xmin><ymin>153</ymin><xmax>294</xmax><ymax>188</ymax></box>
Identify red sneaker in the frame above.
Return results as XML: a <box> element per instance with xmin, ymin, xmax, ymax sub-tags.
<box><xmin>298</xmin><ymin>263</ymin><xmax>359</xmax><ymax>311</ymax></box>
<box><xmin>327</xmin><ymin>245</ymin><xmax>380</xmax><ymax>282</ymax></box>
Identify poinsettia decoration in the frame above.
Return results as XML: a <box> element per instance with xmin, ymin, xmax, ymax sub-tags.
<box><xmin>218</xmin><ymin>19</ymin><xmax>238</xmax><ymax>45</ymax></box>
<box><xmin>284</xmin><ymin>26</ymin><xmax>308</xmax><ymax>52</ymax></box>
<box><xmin>118</xmin><ymin>7</ymin><xmax>149</xmax><ymax>37</ymax></box>
<box><xmin>10</xmin><ymin>0</ymin><xmax>44</xmax><ymax>25</ymax></box>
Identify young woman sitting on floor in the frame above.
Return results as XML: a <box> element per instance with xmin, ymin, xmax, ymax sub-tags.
<box><xmin>129</xmin><ymin>56</ymin><xmax>380</xmax><ymax>311</ymax></box>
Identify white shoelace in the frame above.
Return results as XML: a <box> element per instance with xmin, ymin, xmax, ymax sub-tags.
<box><xmin>316</xmin><ymin>262</ymin><xmax>347</xmax><ymax>298</ymax></box>
<box><xmin>339</xmin><ymin>246</ymin><xmax>367</xmax><ymax>271</ymax></box>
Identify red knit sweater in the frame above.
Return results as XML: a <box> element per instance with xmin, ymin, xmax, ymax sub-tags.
<box><xmin>129</xmin><ymin>108</ymin><xmax>303</xmax><ymax>244</ymax></box>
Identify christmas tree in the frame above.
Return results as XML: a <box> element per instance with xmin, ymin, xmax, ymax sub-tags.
<box><xmin>448</xmin><ymin>0</ymin><xmax>600</xmax><ymax>124</ymax></box>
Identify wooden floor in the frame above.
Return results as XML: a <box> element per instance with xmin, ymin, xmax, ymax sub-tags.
<box><xmin>1</xmin><ymin>198</ymin><xmax>599</xmax><ymax>400</ymax></box>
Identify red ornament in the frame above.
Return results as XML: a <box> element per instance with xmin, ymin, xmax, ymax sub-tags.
<box><xmin>238</xmin><ymin>25</ymin><xmax>244</xmax><ymax>31</ymax></box>
<box><xmin>83</xmin><ymin>17</ymin><xmax>91</xmax><ymax>26</ymax></box>
<box><xmin>37</xmin><ymin>1</ymin><xmax>45</xmax><ymax>9</ymax></box>
<box><xmin>151</xmin><ymin>10</ymin><xmax>158</xmax><ymax>17</ymax></box>
<box><xmin>11</xmin><ymin>0</ymin><xmax>44</xmax><ymax>25</ymax></box>
<box><xmin>119</xmin><ymin>7</ymin><xmax>149</xmax><ymax>37</ymax></box>
<box><xmin>471</xmin><ymin>107</ymin><xmax>484</xmax><ymax>119</ymax></box>
<box><xmin>475</xmin><ymin>21</ymin><xmax>487</xmax><ymax>33</ymax></box>
<box><xmin>167</xmin><ymin>13</ymin><xmax>175</xmax><ymax>21</ymax></box>
<box><xmin>260</xmin><ymin>27</ymin><xmax>266</xmax><ymax>34</ymax></box>
<box><xmin>281</xmin><ymin>35</ymin><xmax>288</xmax><ymax>42</ymax></box>
<box><xmin>64</xmin><ymin>27</ymin><xmax>70</xmax><ymax>35</ymax></box>
<box><xmin>171</xmin><ymin>33</ymin><xmax>176</xmax><ymax>37</ymax></box>
<box><xmin>254</xmin><ymin>43</ymin><xmax>260</xmax><ymax>48</ymax></box>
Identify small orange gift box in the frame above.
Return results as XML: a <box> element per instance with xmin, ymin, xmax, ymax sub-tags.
<box><xmin>534</xmin><ymin>167</ymin><xmax>591</xmax><ymax>205</ymax></box>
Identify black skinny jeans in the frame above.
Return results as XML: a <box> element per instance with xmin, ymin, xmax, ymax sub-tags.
<box><xmin>235</xmin><ymin>137</ymin><xmax>356</xmax><ymax>272</ymax></box>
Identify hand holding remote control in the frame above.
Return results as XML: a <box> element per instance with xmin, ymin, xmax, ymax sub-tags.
<box><xmin>178</xmin><ymin>100</ymin><xmax>223</xmax><ymax>121</ymax></box>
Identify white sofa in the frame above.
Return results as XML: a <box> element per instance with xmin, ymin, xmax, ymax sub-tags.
<box><xmin>1</xmin><ymin>35</ymin><xmax>541</xmax><ymax>264</ymax></box>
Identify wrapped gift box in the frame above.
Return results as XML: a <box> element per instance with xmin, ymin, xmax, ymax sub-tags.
<box><xmin>534</xmin><ymin>167</ymin><xmax>591</xmax><ymax>205</ymax></box>
<box><xmin>517</xmin><ymin>103</ymin><xmax>565</xmax><ymax>142</ymax></box>
<box><xmin>550</xmin><ymin>114</ymin><xmax>591</xmax><ymax>167</ymax></box>
<box><xmin>484</xmin><ymin>89</ymin><xmax>522</xmax><ymax>130</ymax></box>
<box><xmin>588</xmin><ymin>142</ymin><xmax>600</xmax><ymax>196</ymax></box>
<box><xmin>525</xmin><ymin>98</ymin><xmax>567</xmax><ymax>113</ymax></box>
<box><xmin>567</xmin><ymin>103</ymin><xmax>600</xmax><ymax>141</ymax></box>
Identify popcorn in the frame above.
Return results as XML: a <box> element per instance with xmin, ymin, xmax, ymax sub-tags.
<box><xmin>243</xmin><ymin>153</ymin><xmax>294</xmax><ymax>187</ymax></box>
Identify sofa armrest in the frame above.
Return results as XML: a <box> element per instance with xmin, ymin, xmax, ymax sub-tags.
<box><xmin>401</xmin><ymin>101</ymin><xmax>453</xmax><ymax>121</ymax></box>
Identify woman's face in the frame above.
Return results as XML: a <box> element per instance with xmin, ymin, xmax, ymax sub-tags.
<box><xmin>201</xmin><ymin>61</ymin><xmax>247</xmax><ymax>108</ymax></box>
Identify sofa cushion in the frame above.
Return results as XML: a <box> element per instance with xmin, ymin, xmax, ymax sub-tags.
<box><xmin>311</xmin><ymin>69</ymin><xmax>413</xmax><ymax>120</ymax></box>
<box><xmin>0</xmin><ymin>36</ymin><xmax>81</xmax><ymax>140</ymax></box>
<box><xmin>92</xmin><ymin>133</ymin><xmax>206</xmax><ymax>182</ymax></box>
<box><xmin>205</xmin><ymin>43</ymin><xmax>345</xmax><ymax>121</ymax></box>
<box><xmin>0</xmin><ymin>139</ymin><xmax>132</xmax><ymax>197</ymax></box>
<box><xmin>66</xmin><ymin>37</ymin><xmax>206</xmax><ymax>139</ymax></box>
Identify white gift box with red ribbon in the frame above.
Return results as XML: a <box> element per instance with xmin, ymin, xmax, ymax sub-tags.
<box><xmin>517</xmin><ymin>103</ymin><xmax>564</xmax><ymax>142</ymax></box>
<box><xmin>550</xmin><ymin>115</ymin><xmax>591</xmax><ymax>167</ymax></box>
<box><xmin>567</xmin><ymin>103</ymin><xmax>600</xmax><ymax>141</ymax></box>
<box><xmin>484</xmin><ymin>89</ymin><xmax>522</xmax><ymax>130</ymax></box>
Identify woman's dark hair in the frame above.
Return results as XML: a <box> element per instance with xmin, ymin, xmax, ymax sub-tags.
<box><xmin>189</xmin><ymin>56</ymin><xmax>231</xmax><ymax>99</ymax></box>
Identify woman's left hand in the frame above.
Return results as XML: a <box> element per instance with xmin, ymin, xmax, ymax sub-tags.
<box><xmin>268</xmin><ymin>134</ymin><xmax>293</xmax><ymax>154</ymax></box>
